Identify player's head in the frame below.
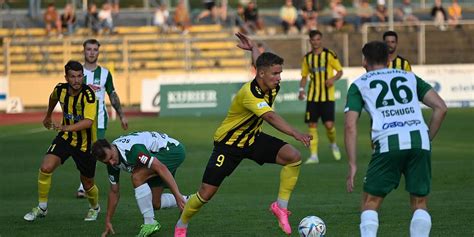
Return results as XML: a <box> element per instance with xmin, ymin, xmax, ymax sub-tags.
<box><xmin>83</xmin><ymin>39</ymin><xmax>101</xmax><ymax>64</ymax></box>
<box><xmin>255</xmin><ymin>52</ymin><xmax>283</xmax><ymax>91</ymax></box>
<box><xmin>383</xmin><ymin>31</ymin><xmax>398</xmax><ymax>54</ymax></box>
<box><xmin>362</xmin><ymin>41</ymin><xmax>389</xmax><ymax>70</ymax></box>
<box><xmin>64</xmin><ymin>60</ymin><xmax>84</xmax><ymax>90</ymax></box>
<box><xmin>91</xmin><ymin>139</ymin><xmax>119</xmax><ymax>166</ymax></box>
<box><xmin>309</xmin><ymin>30</ymin><xmax>323</xmax><ymax>50</ymax></box>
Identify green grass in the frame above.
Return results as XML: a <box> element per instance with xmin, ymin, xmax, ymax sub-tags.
<box><xmin>0</xmin><ymin>108</ymin><xmax>473</xmax><ymax>236</ymax></box>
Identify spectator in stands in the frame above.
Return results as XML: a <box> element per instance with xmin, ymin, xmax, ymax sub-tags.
<box><xmin>85</xmin><ymin>3</ymin><xmax>101</xmax><ymax>35</ymax></box>
<box><xmin>216</xmin><ymin>0</ymin><xmax>229</xmax><ymax>24</ymax></box>
<box><xmin>431</xmin><ymin>0</ymin><xmax>447</xmax><ymax>31</ymax></box>
<box><xmin>355</xmin><ymin>0</ymin><xmax>374</xmax><ymax>31</ymax></box>
<box><xmin>235</xmin><ymin>3</ymin><xmax>252</xmax><ymax>34</ymax></box>
<box><xmin>174</xmin><ymin>0</ymin><xmax>191</xmax><ymax>34</ymax></box>
<box><xmin>448</xmin><ymin>0</ymin><xmax>462</xmax><ymax>28</ymax></box>
<box><xmin>244</xmin><ymin>1</ymin><xmax>264</xmax><ymax>34</ymax></box>
<box><xmin>98</xmin><ymin>3</ymin><xmax>115</xmax><ymax>34</ymax></box>
<box><xmin>153</xmin><ymin>3</ymin><xmax>170</xmax><ymax>33</ymax></box>
<box><xmin>395</xmin><ymin>0</ymin><xmax>419</xmax><ymax>24</ymax></box>
<box><xmin>61</xmin><ymin>3</ymin><xmax>77</xmax><ymax>35</ymax></box>
<box><xmin>299</xmin><ymin>0</ymin><xmax>318</xmax><ymax>32</ymax></box>
<box><xmin>196</xmin><ymin>0</ymin><xmax>218</xmax><ymax>23</ymax></box>
<box><xmin>43</xmin><ymin>3</ymin><xmax>62</xmax><ymax>37</ymax></box>
<box><xmin>280</xmin><ymin>0</ymin><xmax>301</xmax><ymax>34</ymax></box>
<box><xmin>330</xmin><ymin>0</ymin><xmax>347</xmax><ymax>31</ymax></box>
<box><xmin>374</xmin><ymin>2</ymin><xmax>388</xmax><ymax>23</ymax></box>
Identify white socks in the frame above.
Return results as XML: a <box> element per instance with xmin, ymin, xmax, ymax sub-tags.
<box><xmin>360</xmin><ymin>209</ymin><xmax>431</xmax><ymax>237</ymax></box>
<box><xmin>160</xmin><ymin>193</ymin><xmax>188</xmax><ymax>209</ymax></box>
<box><xmin>135</xmin><ymin>184</ymin><xmax>155</xmax><ymax>224</ymax></box>
<box><xmin>410</xmin><ymin>209</ymin><xmax>431</xmax><ymax>237</ymax></box>
<box><xmin>360</xmin><ymin>210</ymin><xmax>379</xmax><ymax>237</ymax></box>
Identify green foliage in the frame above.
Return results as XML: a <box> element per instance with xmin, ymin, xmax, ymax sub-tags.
<box><xmin>0</xmin><ymin>109</ymin><xmax>473</xmax><ymax>236</ymax></box>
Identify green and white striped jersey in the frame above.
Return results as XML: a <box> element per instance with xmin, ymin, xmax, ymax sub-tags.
<box><xmin>107</xmin><ymin>131</ymin><xmax>180</xmax><ymax>184</ymax></box>
<box><xmin>345</xmin><ymin>68</ymin><xmax>432</xmax><ymax>154</ymax></box>
<box><xmin>83</xmin><ymin>66</ymin><xmax>115</xmax><ymax>129</ymax></box>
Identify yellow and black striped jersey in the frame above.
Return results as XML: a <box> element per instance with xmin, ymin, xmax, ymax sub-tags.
<box><xmin>388</xmin><ymin>55</ymin><xmax>412</xmax><ymax>71</ymax></box>
<box><xmin>50</xmin><ymin>83</ymin><xmax>97</xmax><ymax>152</ymax></box>
<box><xmin>214</xmin><ymin>79</ymin><xmax>278</xmax><ymax>148</ymax></box>
<box><xmin>301</xmin><ymin>48</ymin><xmax>343</xmax><ymax>102</ymax></box>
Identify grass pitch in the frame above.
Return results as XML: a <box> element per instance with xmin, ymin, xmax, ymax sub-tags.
<box><xmin>0</xmin><ymin>108</ymin><xmax>473</xmax><ymax>236</ymax></box>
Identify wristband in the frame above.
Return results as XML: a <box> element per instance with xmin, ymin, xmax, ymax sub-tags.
<box><xmin>299</xmin><ymin>87</ymin><xmax>305</xmax><ymax>92</ymax></box>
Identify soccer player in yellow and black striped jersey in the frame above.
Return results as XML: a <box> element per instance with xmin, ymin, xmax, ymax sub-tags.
<box><xmin>298</xmin><ymin>30</ymin><xmax>343</xmax><ymax>164</ymax></box>
<box><xmin>173</xmin><ymin>32</ymin><xmax>312</xmax><ymax>237</ymax></box>
<box><xmin>383</xmin><ymin>30</ymin><xmax>412</xmax><ymax>71</ymax></box>
<box><xmin>24</xmin><ymin>61</ymin><xmax>101</xmax><ymax>223</ymax></box>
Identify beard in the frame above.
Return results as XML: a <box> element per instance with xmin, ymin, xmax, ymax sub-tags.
<box><xmin>388</xmin><ymin>47</ymin><xmax>396</xmax><ymax>54</ymax></box>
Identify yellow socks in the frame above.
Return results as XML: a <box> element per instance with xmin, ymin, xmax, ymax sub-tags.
<box><xmin>278</xmin><ymin>161</ymin><xmax>302</xmax><ymax>204</ymax></box>
<box><xmin>180</xmin><ymin>192</ymin><xmax>207</xmax><ymax>224</ymax></box>
<box><xmin>309</xmin><ymin>127</ymin><xmax>318</xmax><ymax>156</ymax></box>
<box><xmin>327</xmin><ymin>126</ymin><xmax>336</xmax><ymax>144</ymax></box>
<box><xmin>85</xmin><ymin>185</ymin><xmax>99</xmax><ymax>208</ymax></box>
<box><xmin>38</xmin><ymin>170</ymin><xmax>52</xmax><ymax>203</ymax></box>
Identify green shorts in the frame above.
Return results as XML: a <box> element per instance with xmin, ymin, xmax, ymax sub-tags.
<box><xmin>363</xmin><ymin>149</ymin><xmax>431</xmax><ymax>197</ymax></box>
<box><xmin>147</xmin><ymin>143</ymin><xmax>186</xmax><ymax>188</ymax></box>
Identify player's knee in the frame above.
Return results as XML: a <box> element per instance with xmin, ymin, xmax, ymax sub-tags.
<box><xmin>39</xmin><ymin>165</ymin><xmax>54</xmax><ymax>174</ymax></box>
<box><xmin>410</xmin><ymin>196</ymin><xmax>428</xmax><ymax>211</ymax></box>
<box><xmin>81</xmin><ymin>178</ymin><xmax>95</xmax><ymax>190</ymax></box>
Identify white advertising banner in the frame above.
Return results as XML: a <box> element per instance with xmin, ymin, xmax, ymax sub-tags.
<box><xmin>0</xmin><ymin>76</ymin><xmax>8</xmax><ymax>111</ymax></box>
<box><xmin>140</xmin><ymin>65</ymin><xmax>474</xmax><ymax>112</ymax></box>
<box><xmin>411</xmin><ymin>64</ymin><xmax>474</xmax><ymax>107</ymax></box>
<box><xmin>140</xmin><ymin>79</ymin><xmax>160</xmax><ymax>112</ymax></box>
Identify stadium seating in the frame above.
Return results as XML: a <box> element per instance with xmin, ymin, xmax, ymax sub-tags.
<box><xmin>0</xmin><ymin>24</ymin><xmax>249</xmax><ymax>75</ymax></box>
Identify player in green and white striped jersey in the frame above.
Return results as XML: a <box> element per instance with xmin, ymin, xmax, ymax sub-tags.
<box><xmin>77</xmin><ymin>38</ymin><xmax>129</xmax><ymax>198</ymax></box>
<box><xmin>92</xmin><ymin>131</ymin><xmax>187</xmax><ymax>237</ymax></box>
<box><xmin>344</xmin><ymin>41</ymin><xmax>447</xmax><ymax>237</ymax></box>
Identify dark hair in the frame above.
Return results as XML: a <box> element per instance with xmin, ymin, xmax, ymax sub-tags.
<box><xmin>383</xmin><ymin>31</ymin><xmax>398</xmax><ymax>41</ymax></box>
<box><xmin>362</xmin><ymin>41</ymin><xmax>389</xmax><ymax>66</ymax></box>
<box><xmin>91</xmin><ymin>139</ymin><xmax>112</xmax><ymax>162</ymax></box>
<box><xmin>255</xmin><ymin>52</ymin><xmax>284</xmax><ymax>69</ymax></box>
<box><xmin>64</xmin><ymin>60</ymin><xmax>83</xmax><ymax>75</ymax></box>
<box><xmin>309</xmin><ymin>30</ymin><xmax>322</xmax><ymax>38</ymax></box>
<box><xmin>83</xmin><ymin>38</ymin><xmax>101</xmax><ymax>48</ymax></box>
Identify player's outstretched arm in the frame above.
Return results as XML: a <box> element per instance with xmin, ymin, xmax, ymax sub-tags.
<box><xmin>344</xmin><ymin>111</ymin><xmax>359</xmax><ymax>193</ymax></box>
<box><xmin>261</xmin><ymin>111</ymin><xmax>312</xmax><ymax>147</ymax></box>
<box><xmin>235</xmin><ymin>32</ymin><xmax>261</xmax><ymax>67</ymax></box>
<box><xmin>102</xmin><ymin>183</ymin><xmax>120</xmax><ymax>237</ymax></box>
<box><xmin>422</xmin><ymin>89</ymin><xmax>447</xmax><ymax>141</ymax></box>
<box><xmin>150</xmin><ymin>159</ymin><xmax>186</xmax><ymax>210</ymax></box>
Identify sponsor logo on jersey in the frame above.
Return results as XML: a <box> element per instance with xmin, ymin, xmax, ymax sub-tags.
<box><xmin>138</xmin><ymin>153</ymin><xmax>150</xmax><ymax>165</ymax></box>
<box><xmin>257</xmin><ymin>101</ymin><xmax>269</xmax><ymax>109</ymax></box>
<box><xmin>382</xmin><ymin>119</ymin><xmax>421</xmax><ymax>130</ymax></box>
<box><xmin>64</xmin><ymin>113</ymin><xmax>84</xmax><ymax>121</ymax></box>
<box><xmin>311</xmin><ymin>66</ymin><xmax>326</xmax><ymax>73</ymax></box>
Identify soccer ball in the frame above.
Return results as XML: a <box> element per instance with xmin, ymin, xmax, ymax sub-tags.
<box><xmin>298</xmin><ymin>215</ymin><xmax>326</xmax><ymax>237</ymax></box>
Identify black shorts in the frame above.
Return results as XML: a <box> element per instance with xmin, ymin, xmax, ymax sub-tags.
<box><xmin>46</xmin><ymin>136</ymin><xmax>97</xmax><ymax>178</ymax></box>
<box><xmin>202</xmin><ymin>133</ymin><xmax>287</xmax><ymax>186</ymax></box>
<box><xmin>305</xmin><ymin>101</ymin><xmax>335</xmax><ymax>123</ymax></box>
